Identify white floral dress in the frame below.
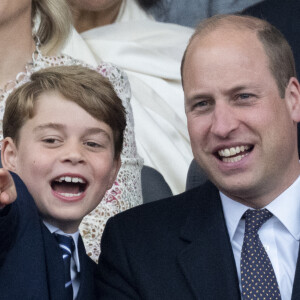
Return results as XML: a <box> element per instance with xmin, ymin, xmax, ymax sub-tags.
<box><xmin>0</xmin><ymin>50</ymin><xmax>143</xmax><ymax>262</ymax></box>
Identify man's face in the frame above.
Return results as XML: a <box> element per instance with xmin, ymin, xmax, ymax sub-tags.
<box><xmin>183</xmin><ymin>28</ymin><xmax>300</xmax><ymax>206</ymax></box>
<box><xmin>2</xmin><ymin>92</ymin><xmax>120</xmax><ymax>233</ymax></box>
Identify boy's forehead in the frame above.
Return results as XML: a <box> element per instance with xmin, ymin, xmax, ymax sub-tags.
<box><xmin>24</xmin><ymin>92</ymin><xmax>112</xmax><ymax>135</ymax></box>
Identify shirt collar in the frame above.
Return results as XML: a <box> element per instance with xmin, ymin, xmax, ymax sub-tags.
<box><xmin>220</xmin><ymin>192</ymin><xmax>249</xmax><ymax>241</ymax></box>
<box><xmin>43</xmin><ymin>221</ymin><xmax>81</xmax><ymax>272</ymax></box>
<box><xmin>220</xmin><ymin>175</ymin><xmax>300</xmax><ymax>242</ymax></box>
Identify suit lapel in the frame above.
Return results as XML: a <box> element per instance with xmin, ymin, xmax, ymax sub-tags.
<box><xmin>76</xmin><ymin>236</ymin><xmax>97</xmax><ymax>300</ymax></box>
<box><xmin>42</xmin><ymin>225</ymin><xmax>67</xmax><ymax>300</ymax></box>
<box><xmin>178</xmin><ymin>182</ymin><xmax>241</xmax><ymax>299</ymax></box>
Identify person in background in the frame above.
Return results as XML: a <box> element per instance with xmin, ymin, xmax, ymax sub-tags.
<box><xmin>0</xmin><ymin>0</ymin><xmax>142</xmax><ymax>263</ymax></box>
<box><xmin>147</xmin><ymin>0</ymin><xmax>263</xmax><ymax>27</ymax></box>
<box><xmin>96</xmin><ymin>15</ymin><xmax>300</xmax><ymax>299</ymax></box>
<box><xmin>65</xmin><ymin>0</ymin><xmax>194</xmax><ymax>194</ymax></box>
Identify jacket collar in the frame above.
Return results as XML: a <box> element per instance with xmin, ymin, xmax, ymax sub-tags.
<box><xmin>178</xmin><ymin>182</ymin><xmax>241</xmax><ymax>299</ymax></box>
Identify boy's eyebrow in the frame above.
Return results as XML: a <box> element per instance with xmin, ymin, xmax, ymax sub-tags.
<box><xmin>33</xmin><ymin>123</ymin><xmax>64</xmax><ymax>132</ymax></box>
<box><xmin>84</xmin><ymin>127</ymin><xmax>112</xmax><ymax>141</ymax></box>
<box><xmin>33</xmin><ymin>123</ymin><xmax>112</xmax><ymax>140</ymax></box>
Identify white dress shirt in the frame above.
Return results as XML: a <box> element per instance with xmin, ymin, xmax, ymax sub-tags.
<box><xmin>43</xmin><ymin>221</ymin><xmax>81</xmax><ymax>299</ymax></box>
<box><xmin>220</xmin><ymin>175</ymin><xmax>300</xmax><ymax>300</ymax></box>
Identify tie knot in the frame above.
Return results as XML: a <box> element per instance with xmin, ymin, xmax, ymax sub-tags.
<box><xmin>55</xmin><ymin>234</ymin><xmax>75</xmax><ymax>256</ymax></box>
<box><xmin>244</xmin><ymin>208</ymin><xmax>272</xmax><ymax>234</ymax></box>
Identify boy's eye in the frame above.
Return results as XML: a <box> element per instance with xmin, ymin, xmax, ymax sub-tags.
<box><xmin>43</xmin><ymin>138</ymin><xmax>58</xmax><ymax>144</ymax></box>
<box><xmin>84</xmin><ymin>141</ymin><xmax>101</xmax><ymax>148</ymax></box>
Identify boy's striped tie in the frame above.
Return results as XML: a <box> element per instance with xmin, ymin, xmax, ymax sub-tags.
<box><xmin>55</xmin><ymin>234</ymin><xmax>75</xmax><ymax>300</ymax></box>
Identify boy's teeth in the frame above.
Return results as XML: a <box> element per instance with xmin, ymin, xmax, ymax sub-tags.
<box><xmin>59</xmin><ymin>192</ymin><xmax>83</xmax><ymax>197</ymax></box>
<box><xmin>65</xmin><ymin>176</ymin><xmax>71</xmax><ymax>182</ymax></box>
<box><xmin>56</xmin><ymin>176</ymin><xmax>85</xmax><ymax>183</ymax></box>
<box><xmin>218</xmin><ymin>145</ymin><xmax>249</xmax><ymax>157</ymax></box>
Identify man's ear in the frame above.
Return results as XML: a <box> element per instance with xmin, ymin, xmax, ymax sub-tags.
<box><xmin>107</xmin><ymin>156</ymin><xmax>121</xmax><ymax>190</ymax></box>
<box><xmin>1</xmin><ymin>137</ymin><xmax>18</xmax><ymax>172</ymax></box>
<box><xmin>285</xmin><ymin>77</ymin><xmax>300</xmax><ymax>122</ymax></box>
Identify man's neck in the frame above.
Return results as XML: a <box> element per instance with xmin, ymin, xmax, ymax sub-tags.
<box><xmin>223</xmin><ymin>173</ymin><xmax>300</xmax><ymax>209</ymax></box>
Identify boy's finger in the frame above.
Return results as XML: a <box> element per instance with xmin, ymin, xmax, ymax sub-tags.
<box><xmin>0</xmin><ymin>190</ymin><xmax>15</xmax><ymax>206</ymax></box>
<box><xmin>0</xmin><ymin>169</ymin><xmax>13</xmax><ymax>188</ymax></box>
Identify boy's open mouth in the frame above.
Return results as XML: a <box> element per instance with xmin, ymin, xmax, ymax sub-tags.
<box><xmin>51</xmin><ymin>176</ymin><xmax>88</xmax><ymax>197</ymax></box>
<box><xmin>215</xmin><ymin>145</ymin><xmax>253</xmax><ymax>163</ymax></box>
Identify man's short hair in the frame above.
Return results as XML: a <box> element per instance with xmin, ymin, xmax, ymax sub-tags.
<box><xmin>181</xmin><ymin>14</ymin><xmax>296</xmax><ymax>98</ymax></box>
<box><xmin>3</xmin><ymin>65</ymin><xmax>126</xmax><ymax>158</ymax></box>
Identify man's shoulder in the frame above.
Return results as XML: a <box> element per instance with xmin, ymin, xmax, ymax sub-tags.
<box><xmin>108</xmin><ymin>181</ymin><xmax>219</xmax><ymax>232</ymax></box>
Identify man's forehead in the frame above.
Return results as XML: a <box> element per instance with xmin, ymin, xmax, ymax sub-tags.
<box><xmin>183</xmin><ymin>27</ymin><xmax>264</xmax><ymax>78</ymax></box>
<box><xmin>189</xmin><ymin>26</ymin><xmax>258</xmax><ymax>54</ymax></box>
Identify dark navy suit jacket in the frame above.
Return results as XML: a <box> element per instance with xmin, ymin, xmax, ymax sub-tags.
<box><xmin>0</xmin><ymin>173</ymin><xmax>97</xmax><ymax>300</ymax></box>
<box><xmin>96</xmin><ymin>181</ymin><xmax>300</xmax><ymax>299</ymax></box>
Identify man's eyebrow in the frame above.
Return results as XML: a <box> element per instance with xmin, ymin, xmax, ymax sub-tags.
<box><xmin>185</xmin><ymin>93</ymin><xmax>213</xmax><ymax>104</ymax></box>
<box><xmin>227</xmin><ymin>85</ymin><xmax>253</xmax><ymax>94</ymax></box>
<box><xmin>187</xmin><ymin>85</ymin><xmax>261</xmax><ymax>102</ymax></box>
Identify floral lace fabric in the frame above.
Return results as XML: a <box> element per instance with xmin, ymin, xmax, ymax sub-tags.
<box><xmin>0</xmin><ymin>51</ymin><xmax>143</xmax><ymax>263</ymax></box>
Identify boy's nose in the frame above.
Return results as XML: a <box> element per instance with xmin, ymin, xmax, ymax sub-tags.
<box><xmin>60</xmin><ymin>142</ymin><xmax>85</xmax><ymax>164</ymax></box>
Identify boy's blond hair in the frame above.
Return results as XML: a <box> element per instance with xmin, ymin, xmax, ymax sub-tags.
<box><xmin>3</xmin><ymin>65</ymin><xmax>126</xmax><ymax>158</ymax></box>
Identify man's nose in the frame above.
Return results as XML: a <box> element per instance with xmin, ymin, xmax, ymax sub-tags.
<box><xmin>210</xmin><ymin>103</ymin><xmax>239</xmax><ymax>138</ymax></box>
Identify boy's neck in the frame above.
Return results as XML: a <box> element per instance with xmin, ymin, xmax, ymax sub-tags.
<box><xmin>43</xmin><ymin>219</ymin><xmax>80</xmax><ymax>235</ymax></box>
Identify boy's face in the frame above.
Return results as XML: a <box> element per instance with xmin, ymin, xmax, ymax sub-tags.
<box><xmin>2</xmin><ymin>91</ymin><xmax>120</xmax><ymax>233</ymax></box>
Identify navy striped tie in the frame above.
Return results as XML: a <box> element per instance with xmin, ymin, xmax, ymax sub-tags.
<box><xmin>55</xmin><ymin>234</ymin><xmax>74</xmax><ymax>299</ymax></box>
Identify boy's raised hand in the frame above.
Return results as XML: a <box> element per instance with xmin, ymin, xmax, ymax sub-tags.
<box><xmin>0</xmin><ymin>169</ymin><xmax>16</xmax><ymax>209</ymax></box>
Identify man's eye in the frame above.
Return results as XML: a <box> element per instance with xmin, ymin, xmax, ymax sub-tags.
<box><xmin>238</xmin><ymin>93</ymin><xmax>253</xmax><ymax>100</ymax></box>
<box><xmin>192</xmin><ymin>100</ymin><xmax>211</xmax><ymax>111</ymax></box>
<box><xmin>196</xmin><ymin>100</ymin><xmax>208</xmax><ymax>107</ymax></box>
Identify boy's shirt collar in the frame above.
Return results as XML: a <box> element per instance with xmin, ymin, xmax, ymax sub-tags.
<box><xmin>43</xmin><ymin>220</ymin><xmax>81</xmax><ymax>273</ymax></box>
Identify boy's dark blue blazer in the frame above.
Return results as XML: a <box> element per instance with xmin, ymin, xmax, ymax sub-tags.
<box><xmin>0</xmin><ymin>173</ymin><xmax>97</xmax><ymax>300</ymax></box>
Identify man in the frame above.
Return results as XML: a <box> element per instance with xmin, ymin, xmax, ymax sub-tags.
<box><xmin>96</xmin><ymin>15</ymin><xmax>300</xmax><ymax>299</ymax></box>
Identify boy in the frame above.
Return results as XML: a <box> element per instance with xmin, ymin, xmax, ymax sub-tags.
<box><xmin>0</xmin><ymin>65</ymin><xmax>126</xmax><ymax>299</ymax></box>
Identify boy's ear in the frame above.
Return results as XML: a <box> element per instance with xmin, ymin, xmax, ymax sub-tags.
<box><xmin>1</xmin><ymin>138</ymin><xmax>18</xmax><ymax>172</ymax></box>
<box><xmin>107</xmin><ymin>156</ymin><xmax>121</xmax><ymax>190</ymax></box>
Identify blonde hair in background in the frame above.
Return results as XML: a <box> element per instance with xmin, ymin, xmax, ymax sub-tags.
<box><xmin>32</xmin><ymin>0</ymin><xmax>72</xmax><ymax>54</ymax></box>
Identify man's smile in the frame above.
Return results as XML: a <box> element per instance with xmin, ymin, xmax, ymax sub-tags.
<box><xmin>215</xmin><ymin>145</ymin><xmax>253</xmax><ymax>163</ymax></box>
